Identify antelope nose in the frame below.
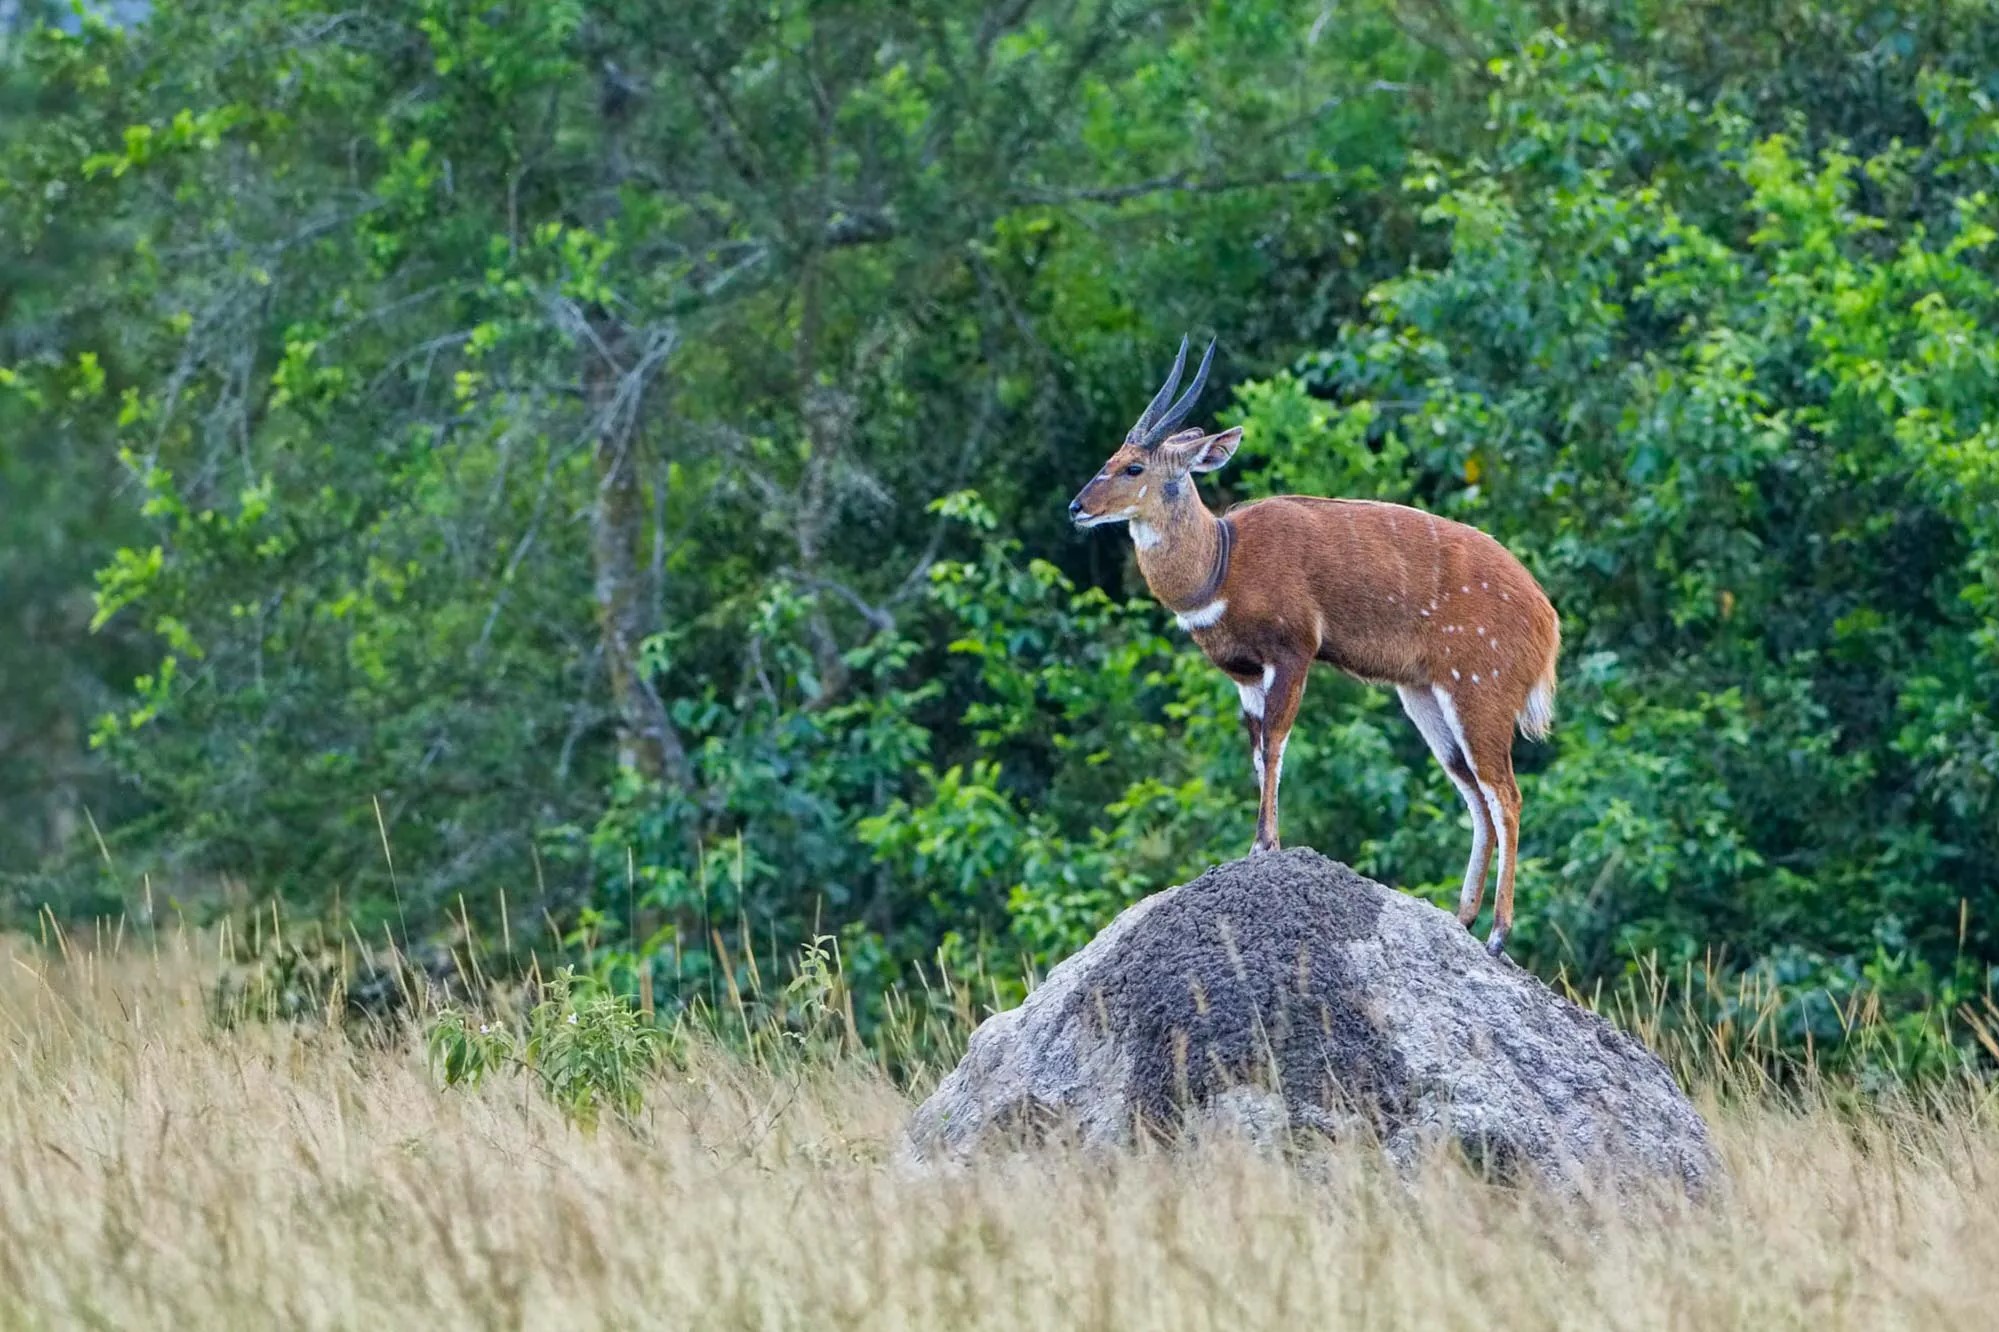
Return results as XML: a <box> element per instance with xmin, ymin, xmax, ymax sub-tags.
<box><xmin>1067</xmin><ymin>498</ymin><xmax>1083</xmax><ymax>519</ymax></box>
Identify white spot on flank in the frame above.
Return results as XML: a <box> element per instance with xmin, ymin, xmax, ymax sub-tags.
<box><xmin>1476</xmin><ymin>626</ymin><xmax>1486</xmax><ymax>636</ymax></box>
<box><xmin>1501</xmin><ymin>591</ymin><xmax>1511</xmax><ymax>601</ymax></box>
<box><xmin>1481</xmin><ymin>581</ymin><xmax>1488</xmax><ymax>589</ymax></box>
<box><xmin>1131</xmin><ymin>521</ymin><xmax>1162</xmax><ymax>550</ymax></box>
<box><xmin>1462</xmin><ymin>585</ymin><xmax>1471</xmax><ymax>593</ymax></box>
<box><xmin>1419</xmin><ymin>609</ymin><xmax>1431</xmax><ymax>618</ymax></box>
<box><xmin>1176</xmin><ymin>597</ymin><xmax>1227</xmax><ymax>630</ymax></box>
<box><xmin>1471</xmin><ymin>673</ymin><xmax>1481</xmax><ymax>683</ymax></box>
<box><xmin>1451</xmin><ymin>668</ymin><xmax>1460</xmax><ymax>680</ymax></box>
<box><xmin>1429</xmin><ymin>599</ymin><xmax>1439</xmax><ymax>609</ymax></box>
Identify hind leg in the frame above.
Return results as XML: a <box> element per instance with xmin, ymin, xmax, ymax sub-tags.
<box><xmin>1441</xmin><ymin>687</ymin><xmax>1523</xmax><ymax>956</ymax></box>
<box><xmin>1428</xmin><ymin>684</ymin><xmax>1526</xmax><ymax>955</ymax></box>
<box><xmin>1479</xmin><ymin>765</ymin><xmax>1522</xmax><ymax>955</ymax></box>
<box><xmin>1397</xmin><ymin>686</ymin><xmax>1495</xmax><ymax>927</ymax></box>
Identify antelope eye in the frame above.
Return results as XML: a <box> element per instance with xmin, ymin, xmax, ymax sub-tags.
<box><xmin>1123</xmin><ymin>463</ymin><xmax>1146</xmax><ymax>477</ymax></box>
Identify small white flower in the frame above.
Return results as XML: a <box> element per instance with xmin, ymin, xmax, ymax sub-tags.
<box><xmin>479</xmin><ymin>1023</ymin><xmax>493</xmax><ymax>1035</ymax></box>
<box><xmin>566</xmin><ymin>1013</ymin><xmax>578</xmax><ymax>1025</ymax></box>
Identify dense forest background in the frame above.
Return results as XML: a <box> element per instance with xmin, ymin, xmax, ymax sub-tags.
<box><xmin>5</xmin><ymin>0</ymin><xmax>1997</xmax><ymax>1064</ymax></box>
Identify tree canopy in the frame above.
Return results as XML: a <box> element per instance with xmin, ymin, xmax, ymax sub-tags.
<box><xmin>5</xmin><ymin>0</ymin><xmax>1997</xmax><ymax>1070</ymax></box>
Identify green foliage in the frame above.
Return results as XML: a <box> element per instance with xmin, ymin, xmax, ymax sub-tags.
<box><xmin>1301</xmin><ymin>37</ymin><xmax>1999</xmax><ymax>996</ymax></box>
<box><xmin>5</xmin><ymin>2</ymin><xmax>1999</xmax><ymax>1078</ymax></box>
<box><xmin>429</xmin><ymin>969</ymin><xmax>669</xmax><ymax>1128</ymax></box>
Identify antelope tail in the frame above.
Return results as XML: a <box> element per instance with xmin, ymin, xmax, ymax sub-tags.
<box><xmin>1516</xmin><ymin>652</ymin><xmax>1558</xmax><ymax>741</ymax></box>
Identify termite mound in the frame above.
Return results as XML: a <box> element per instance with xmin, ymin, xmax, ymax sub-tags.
<box><xmin>903</xmin><ymin>848</ymin><xmax>1720</xmax><ymax>1204</ymax></box>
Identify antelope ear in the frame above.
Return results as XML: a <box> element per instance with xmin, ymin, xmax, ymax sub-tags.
<box><xmin>1182</xmin><ymin>427</ymin><xmax>1242</xmax><ymax>474</ymax></box>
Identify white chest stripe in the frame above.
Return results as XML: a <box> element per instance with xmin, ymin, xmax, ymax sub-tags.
<box><xmin>1175</xmin><ymin>598</ymin><xmax>1228</xmax><ymax>630</ymax></box>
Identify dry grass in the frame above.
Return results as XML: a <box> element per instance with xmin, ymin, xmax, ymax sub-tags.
<box><xmin>5</xmin><ymin>934</ymin><xmax>1999</xmax><ymax>1331</ymax></box>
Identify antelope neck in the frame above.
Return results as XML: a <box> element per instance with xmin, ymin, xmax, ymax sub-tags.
<box><xmin>1135</xmin><ymin>502</ymin><xmax>1234</xmax><ymax>615</ymax></box>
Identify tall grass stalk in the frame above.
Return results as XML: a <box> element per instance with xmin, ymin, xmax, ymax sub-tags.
<box><xmin>5</xmin><ymin>926</ymin><xmax>1999</xmax><ymax>1328</ymax></box>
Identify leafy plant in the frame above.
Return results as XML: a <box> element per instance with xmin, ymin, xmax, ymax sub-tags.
<box><xmin>428</xmin><ymin>969</ymin><xmax>670</xmax><ymax>1128</ymax></box>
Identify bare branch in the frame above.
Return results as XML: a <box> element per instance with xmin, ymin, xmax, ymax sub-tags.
<box><xmin>788</xmin><ymin>573</ymin><xmax>898</xmax><ymax>636</ymax></box>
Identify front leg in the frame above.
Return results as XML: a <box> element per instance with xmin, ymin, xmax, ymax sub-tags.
<box><xmin>1240</xmin><ymin>703</ymin><xmax>1266</xmax><ymax>795</ymax></box>
<box><xmin>1247</xmin><ymin>658</ymin><xmax>1308</xmax><ymax>855</ymax></box>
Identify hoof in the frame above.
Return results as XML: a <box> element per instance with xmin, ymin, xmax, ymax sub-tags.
<box><xmin>1249</xmin><ymin>840</ymin><xmax>1279</xmax><ymax>857</ymax></box>
<box><xmin>1456</xmin><ymin>906</ymin><xmax>1480</xmax><ymax>929</ymax></box>
<box><xmin>1485</xmin><ymin>927</ymin><xmax>1509</xmax><ymax>957</ymax></box>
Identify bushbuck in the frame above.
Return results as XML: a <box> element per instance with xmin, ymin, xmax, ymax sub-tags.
<box><xmin>1068</xmin><ymin>338</ymin><xmax>1560</xmax><ymax>955</ymax></box>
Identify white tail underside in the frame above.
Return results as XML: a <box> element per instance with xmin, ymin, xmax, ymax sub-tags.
<box><xmin>1516</xmin><ymin>674</ymin><xmax>1556</xmax><ymax>740</ymax></box>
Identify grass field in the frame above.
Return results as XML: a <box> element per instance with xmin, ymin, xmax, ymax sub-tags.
<box><xmin>6</xmin><ymin>933</ymin><xmax>1999</xmax><ymax>1331</ymax></box>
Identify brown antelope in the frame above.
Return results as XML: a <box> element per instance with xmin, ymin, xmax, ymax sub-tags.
<box><xmin>1068</xmin><ymin>338</ymin><xmax>1560</xmax><ymax>954</ymax></box>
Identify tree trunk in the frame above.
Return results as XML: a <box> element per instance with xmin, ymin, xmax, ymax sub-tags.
<box><xmin>585</xmin><ymin>318</ymin><xmax>689</xmax><ymax>786</ymax></box>
<box><xmin>582</xmin><ymin>56</ymin><xmax>690</xmax><ymax>789</ymax></box>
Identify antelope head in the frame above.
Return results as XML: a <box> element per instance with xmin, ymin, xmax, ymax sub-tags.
<box><xmin>1068</xmin><ymin>336</ymin><xmax>1241</xmax><ymax>530</ymax></box>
